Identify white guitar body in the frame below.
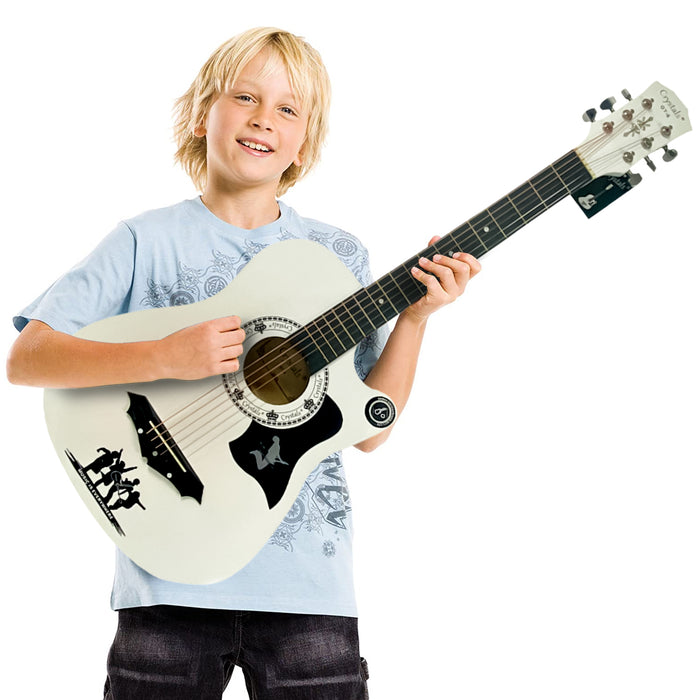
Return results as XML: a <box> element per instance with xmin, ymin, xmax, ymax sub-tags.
<box><xmin>44</xmin><ymin>240</ymin><xmax>395</xmax><ymax>585</ymax></box>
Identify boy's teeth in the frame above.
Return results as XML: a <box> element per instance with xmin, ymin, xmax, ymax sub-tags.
<box><xmin>241</xmin><ymin>140</ymin><xmax>270</xmax><ymax>152</ymax></box>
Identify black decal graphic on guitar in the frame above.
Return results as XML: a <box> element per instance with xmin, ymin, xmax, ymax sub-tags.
<box><xmin>65</xmin><ymin>447</ymin><xmax>146</xmax><ymax>536</ymax></box>
<box><xmin>365</xmin><ymin>396</ymin><xmax>396</xmax><ymax>428</ymax></box>
<box><xmin>126</xmin><ymin>392</ymin><xmax>204</xmax><ymax>503</ymax></box>
<box><xmin>230</xmin><ymin>395</ymin><xmax>343</xmax><ymax>509</ymax></box>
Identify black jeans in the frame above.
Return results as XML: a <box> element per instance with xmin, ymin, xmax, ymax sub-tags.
<box><xmin>103</xmin><ymin>605</ymin><xmax>369</xmax><ymax>700</ymax></box>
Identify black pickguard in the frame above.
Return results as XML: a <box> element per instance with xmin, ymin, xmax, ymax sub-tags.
<box><xmin>230</xmin><ymin>395</ymin><xmax>343</xmax><ymax>509</ymax></box>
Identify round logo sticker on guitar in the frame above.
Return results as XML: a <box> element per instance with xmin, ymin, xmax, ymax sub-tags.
<box><xmin>365</xmin><ymin>396</ymin><xmax>396</xmax><ymax>428</ymax></box>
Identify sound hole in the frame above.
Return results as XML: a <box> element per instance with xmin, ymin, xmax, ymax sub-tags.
<box><xmin>243</xmin><ymin>336</ymin><xmax>310</xmax><ymax>405</ymax></box>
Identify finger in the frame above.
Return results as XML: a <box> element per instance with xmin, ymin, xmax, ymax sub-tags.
<box><xmin>430</xmin><ymin>252</ymin><xmax>481</xmax><ymax>287</ymax></box>
<box><xmin>219</xmin><ymin>328</ymin><xmax>246</xmax><ymax>348</ymax></box>
<box><xmin>218</xmin><ymin>357</ymin><xmax>241</xmax><ymax>373</ymax></box>
<box><xmin>416</xmin><ymin>256</ymin><xmax>458</xmax><ymax>293</ymax></box>
<box><xmin>411</xmin><ymin>263</ymin><xmax>450</xmax><ymax>298</ymax></box>
<box><xmin>213</xmin><ymin>315</ymin><xmax>243</xmax><ymax>331</ymax></box>
<box><xmin>453</xmin><ymin>252</ymin><xmax>481</xmax><ymax>275</ymax></box>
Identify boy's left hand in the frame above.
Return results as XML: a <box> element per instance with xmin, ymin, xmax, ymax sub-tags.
<box><xmin>406</xmin><ymin>235</ymin><xmax>481</xmax><ymax>322</ymax></box>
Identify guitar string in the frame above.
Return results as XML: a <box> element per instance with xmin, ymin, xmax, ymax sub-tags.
<box><xmin>162</xmin><ymin>128</ymin><xmax>617</xmax><ymax>439</ymax></box>
<box><xmin>157</xmin><ymin>165</ymin><xmax>590</xmax><ymax>458</ymax></box>
<box><xmin>144</xmin><ymin>122</ymin><xmax>652</xmax><ymax>459</ymax></box>
<box><xmin>174</xmin><ymin>134</ymin><xmax>618</xmax><ymax>424</ymax></box>
<box><xmin>146</xmin><ymin>135</ymin><xmax>616</xmax><ymax>458</ymax></box>
<box><xmin>148</xmin><ymin>140</ymin><xmax>609</xmax><ymax>458</ymax></box>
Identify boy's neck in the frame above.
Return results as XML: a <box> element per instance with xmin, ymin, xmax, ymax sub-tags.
<box><xmin>200</xmin><ymin>185</ymin><xmax>281</xmax><ymax>230</ymax></box>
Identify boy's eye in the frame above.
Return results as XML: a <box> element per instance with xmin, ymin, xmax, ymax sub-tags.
<box><xmin>235</xmin><ymin>94</ymin><xmax>253</xmax><ymax>103</ymax></box>
<box><xmin>280</xmin><ymin>106</ymin><xmax>297</xmax><ymax>116</ymax></box>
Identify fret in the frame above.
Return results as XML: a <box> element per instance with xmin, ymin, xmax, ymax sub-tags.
<box><xmin>488</xmin><ymin>199</ymin><xmax>521</xmax><ymax>238</ymax></box>
<box><xmin>307</xmin><ymin>317</ymin><xmax>335</xmax><ymax>360</ymax></box>
<box><xmin>369</xmin><ymin>278</ymin><xmax>400</xmax><ymax>316</ymax></box>
<box><xmin>345</xmin><ymin>293</ymin><xmax>377</xmax><ymax>335</ymax></box>
<box><xmin>511</xmin><ymin>181</ymin><xmax>548</xmax><ymax>221</ymax></box>
<box><xmin>327</xmin><ymin>307</ymin><xmax>355</xmax><ymax>349</ymax></box>
<box><xmin>337</xmin><ymin>297</ymin><xmax>371</xmax><ymax>339</ymax></box>
<box><xmin>470</xmin><ymin>211</ymin><xmax>505</xmax><ymax>249</ymax></box>
<box><xmin>358</xmin><ymin>286</ymin><xmax>391</xmax><ymax>324</ymax></box>
<box><xmin>442</xmin><ymin>230</ymin><xmax>468</xmax><ymax>257</ymax></box>
<box><xmin>550</xmin><ymin>161</ymin><xmax>571</xmax><ymax>194</ymax></box>
<box><xmin>506</xmin><ymin>194</ymin><xmax>527</xmax><ymax>224</ymax></box>
<box><xmin>459</xmin><ymin>221</ymin><xmax>489</xmax><ymax>255</ymax></box>
<box><xmin>313</xmin><ymin>316</ymin><xmax>346</xmax><ymax>358</ymax></box>
<box><xmin>303</xmin><ymin>326</ymin><xmax>331</xmax><ymax>365</ymax></box>
<box><xmin>386</xmin><ymin>269</ymin><xmax>412</xmax><ymax>306</ymax></box>
<box><xmin>309</xmin><ymin>318</ymin><xmax>337</xmax><ymax>362</ymax></box>
<box><xmin>531</xmin><ymin>166</ymin><xmax>567</xmax><ymax>207</ymax></box>
<box><xmin>292</xmin><ymin>327</ymin><xmax>329</xmax><ymax>374</ymax></box>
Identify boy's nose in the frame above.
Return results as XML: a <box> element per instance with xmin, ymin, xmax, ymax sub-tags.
<box><xmin>250</xmin><ymin>109</ymin><xmax>273</xmax><ymax>131</ymax></box>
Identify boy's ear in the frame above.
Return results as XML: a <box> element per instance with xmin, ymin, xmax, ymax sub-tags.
<box><xmin>293</xmin><ymin>141</ymin><xmax>305</xmax><ymax>167</ymax></box>
<box><xmin>193</xmin><ymin>122</ymin><xmax>207</xmax><ymax>138</ymax></box>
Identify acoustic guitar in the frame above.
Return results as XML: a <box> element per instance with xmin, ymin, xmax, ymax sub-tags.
<box><xmin>43</xmin><ymin>82</ymin><xmax>691</xmax><ymax>584</ymax></box>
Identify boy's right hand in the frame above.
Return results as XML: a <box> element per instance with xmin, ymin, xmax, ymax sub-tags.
<box><xmin>158</xmin><ymin>316</ymin><xmax>246</xmax><ymax>380</ymax></box>
<box><xmin>7</xmin><ymin>316</ymin><xmax>246</xmax><ymax>389</ymax></box>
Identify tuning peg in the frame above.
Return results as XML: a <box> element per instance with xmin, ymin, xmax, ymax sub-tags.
<box><xmin>600</xmin><ymin>96</ymin><xmax>617</xmax><ymax>112</ymax></box>
<box><xmin>627</xmin><ymin>171</ymin><xmax>643</xmax><ymax>187</ymax></box>
<box><xmin>621</xmin><ymin>89</ymin><xmax>633</xmax><ymax>101</ymax></box>
<box><xmin>662</xmin><ymin>146</ymin><xmax>678</xmax><ymax>162</ymax></box>
<box><xmin>644</xmin><ymin>156</ymin><xmax>657</xmax><ymax>172</ymax></box>
<box><xmin>582</xmin><ymin>108</ymin><xmax>597</xmax><ymax>123</ymax></box>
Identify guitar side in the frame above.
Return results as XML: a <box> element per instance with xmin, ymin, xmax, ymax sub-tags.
<box><xmin>43</xmin><ymin>240</ymin><xmax>395</xmax><ymax>584</ymax></box>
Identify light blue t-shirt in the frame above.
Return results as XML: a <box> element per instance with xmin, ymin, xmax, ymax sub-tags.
<box><xmin>15</xmin><ymin>197</ymin><xmax>385</xmax><ymax>617</ymax></box>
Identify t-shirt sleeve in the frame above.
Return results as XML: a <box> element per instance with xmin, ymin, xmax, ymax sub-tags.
<box><xmin>14</xmin><ymin>222</ymin><xmax>137</xmax><ymax>335</ymax></box>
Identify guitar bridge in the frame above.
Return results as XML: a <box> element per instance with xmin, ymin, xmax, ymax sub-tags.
<box><xmin>126</xmin><ymin>392</ymin><xmax>204</xmax><ymax>503</ymax></box>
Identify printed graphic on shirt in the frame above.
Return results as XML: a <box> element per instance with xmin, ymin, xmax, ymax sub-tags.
<box><xmin>269</xmin><ymin>453</ymin><xmax>352</xmax><ymax>557</ymax></box>
<box><xmin>64</xmin><ymin>447</ymin><xmax>146</xmax><ymax>536</ymax></box>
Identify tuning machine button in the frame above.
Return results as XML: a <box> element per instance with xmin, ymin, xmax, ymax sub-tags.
<box><xmin>582</xmin><ymin>108</ymin><xmax>597</xmax><ymax>123</ymax></box>
<box><xmin>644</xmin><ymin>156</ymin><xmax>657</xmax><ymax>172</ymax></box>
<box><xmin>662</xmin><ymin>146</ymin><xmax>678</xmax><ymax>162</ymax></box>
<box><xmin>622</xmin><ymin>89</ymin><xmax>633</xmax><ymax>101</ymax></box>
<box><xmin>600</xmin><ymin>96</ymin><xmax>617</xmax><ymax>112</ymax></box>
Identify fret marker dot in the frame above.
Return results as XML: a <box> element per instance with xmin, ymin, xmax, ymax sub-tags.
<box><xmin>152</xmin><ymin>450</ymin><xmax>158</xmax><ymax>456</ymax></box>
<box><xmin>378</xmin><ymin>298</ymin><xmax>385</xmax><ymax>305</ymax></box>
<box><xmin>484</xmin><ymin>226</ymin><xmax>490</xmax><ymax>233</ymax></box>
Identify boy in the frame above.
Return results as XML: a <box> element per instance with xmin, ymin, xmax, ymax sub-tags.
<box><xmin>7</xmin><ymin>27</ymin><xmax>479</xmax><ymax>699</ymax></box>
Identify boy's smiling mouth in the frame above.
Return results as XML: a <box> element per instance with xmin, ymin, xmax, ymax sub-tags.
<box><xmin>237</xmin><ymin>139</ymin><xmax>274</xmax><ymax>153</ymax></box>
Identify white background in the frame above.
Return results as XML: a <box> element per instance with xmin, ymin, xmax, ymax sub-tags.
<box><xmin>1</xmin><ymin>1</ymin><xmax>698</xmax><ymax>698</ymax></box>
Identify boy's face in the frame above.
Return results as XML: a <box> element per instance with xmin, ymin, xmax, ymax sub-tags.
<box><xmin>196</xmin><ymin>50</ymin><xmax>308</xmax><ymax>196</ymax></box>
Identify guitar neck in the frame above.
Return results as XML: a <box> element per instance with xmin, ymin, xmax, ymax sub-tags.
<box><xmin>295</xmin><ymin>149</ymin><xmax>593</xmax><ymax>373</ymax></box>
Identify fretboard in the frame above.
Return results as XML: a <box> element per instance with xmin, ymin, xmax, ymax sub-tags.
<box><xmin>294</xmin><ymin>149</ymin><xmax>592</xmax><ymax>373</ymax></box>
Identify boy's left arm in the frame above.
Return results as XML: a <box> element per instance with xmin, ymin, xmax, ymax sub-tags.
<box><xmin>355</xmin><ymin>237</ymin><xmax>481</xmax><ymax>452</ymax></box>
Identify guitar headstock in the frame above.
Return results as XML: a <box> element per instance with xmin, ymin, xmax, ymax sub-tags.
<box><xmin>577</xmin><ymin>82</ymin><xmax>692</xmax><ymax>179</ymax></box>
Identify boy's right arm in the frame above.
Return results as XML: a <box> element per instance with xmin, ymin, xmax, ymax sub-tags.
<box><xmin>6</xmin><ymin>317</ymin><xmax>245</xmax><ymax>388</ymax></box>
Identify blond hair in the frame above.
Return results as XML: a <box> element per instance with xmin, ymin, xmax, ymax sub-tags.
<box><xmin>173</xmin><ymin>27</ymin><xmax>331</xmax><ymax>196</ymax></box>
